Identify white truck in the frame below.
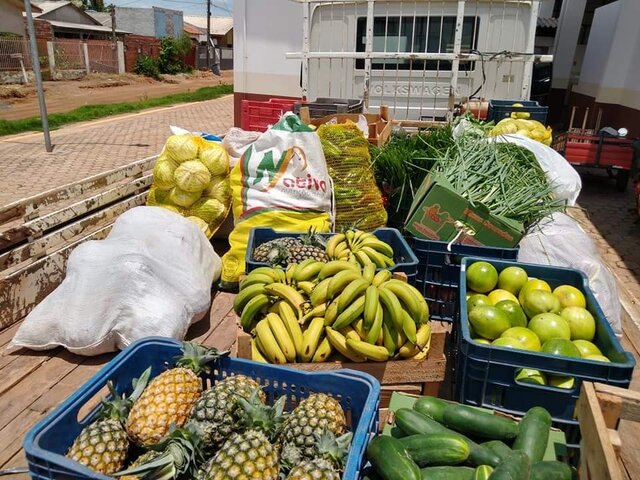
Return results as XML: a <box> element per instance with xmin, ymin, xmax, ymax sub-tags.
<box><xmin>233</xmin><ymin>0</ymin><xmax>552</xmax><ymax>122</ymax></box>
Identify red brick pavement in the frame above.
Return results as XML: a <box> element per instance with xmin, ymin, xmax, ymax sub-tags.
<box><xmin>0</xmin><ymin>94</ymin><xmax>233</xmax><ymax>207</ymax></box>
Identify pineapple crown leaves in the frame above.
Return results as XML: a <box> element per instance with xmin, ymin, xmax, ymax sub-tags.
<box><xmin>113</xmin><ymin>422</ymin><xmax>204</xmax><ymax>480</ymax></box>
<box><xmin>236</xmin><ymin>389</ymin><xmax>287</xmax><ymax>441</ymax></box>
<box><xmin>267</xmin><ymin>244</ymin><xmax>290</xmax><ymax>266</ymax></box>
<box><xmin>313</xmin><ymin>429</ymin><xmax>352</xmax><ymax>469</ymax></box>
<box><xmin>300</xmin><ymin>227</ymin><xmax>327</xmax><ymax>248</ymax></box>
<box><xmin>175</xmin><ymin>342</ymin><xmax>228</xmax><ymax>375</ymax></box>
<box><xmin>98</xmin><ymin>367</ymin><xmax>152</xmax><ymax>423</ymax></box>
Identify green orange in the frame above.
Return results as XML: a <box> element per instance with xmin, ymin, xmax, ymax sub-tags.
<box><xmin>466</xmin><ymin>261</ymin><xmax>499</xmax><ymax>294</ymax></box>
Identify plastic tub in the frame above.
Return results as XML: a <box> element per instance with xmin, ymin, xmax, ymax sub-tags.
<box><xmin>487</xmin><ymin>99</ymin><xmax>548</xmax><ymax>124</ymax></box>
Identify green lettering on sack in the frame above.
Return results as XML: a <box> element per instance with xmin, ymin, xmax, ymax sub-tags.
<box><xmin>253</xmin><ymin>150</ymin><xmax>287</xmax><ymax>185</ymax></box>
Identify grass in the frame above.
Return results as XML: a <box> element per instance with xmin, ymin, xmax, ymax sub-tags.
<box><xmin>0</xmin><ymin>84</ymin><xmax>233</xmax><ymax>137</ymax></box>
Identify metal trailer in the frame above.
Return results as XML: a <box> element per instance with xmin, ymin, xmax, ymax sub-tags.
<box><xmin>233</xmin><ymin>0</ymin><xmax>553</xmax><ymax>123</ymax></box>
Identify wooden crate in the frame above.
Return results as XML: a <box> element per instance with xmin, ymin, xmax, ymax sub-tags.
<box><xmin>237</xmin><ymin>320</ymin><xmax>450</xmax><ymax>409</ymax></box>
<box><xmin>576</xmin><ymin>381</ymin><xmax>640</xmax><ymax>480</ymax></box>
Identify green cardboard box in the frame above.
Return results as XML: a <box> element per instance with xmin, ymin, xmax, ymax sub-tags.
<box><xmin>405</xmin><ymin>173</ymin><xmax>524</xmax><ymax>248</ymax></box>
<box><xmin>382</xmin><ymin>392</ymin><xmax>568</xmax><ymax>461</ymax></box>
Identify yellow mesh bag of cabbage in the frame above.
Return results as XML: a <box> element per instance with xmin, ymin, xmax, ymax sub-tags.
<box><xmin>146</xmin><ymin>134</ymin><xmax>232</xmax><ymax>238</ymax></box>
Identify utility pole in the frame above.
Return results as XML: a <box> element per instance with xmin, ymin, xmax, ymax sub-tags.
<box><xmin>206</xmin><ymin>0</ymin><xmax>211</xmax><ymax>70</ymax></box>
<box><xmin>24</xmin><ymin>0</ymin><xmax>52</xmax><ymax>152</ymax></box>
<box><xmin>110</xmin><ymin>6</ymin><xmax>116</xmax><ymax>45</ymax></box>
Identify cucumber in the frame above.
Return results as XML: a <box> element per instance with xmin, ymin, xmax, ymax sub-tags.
<box><xmin>443</xmin><ymin>404</ymin><xmax>519</xmax><ymax>441</ymax></box>
<box><xmin>530</xmin><ymin>461</ymin><xmax>573</xmax><ymax>480</ymax></box>
<box><xmin>513</xmin><ymin>407</ymin><xmax>552</xmax><ymax>463</ymax></box>
<box><xmin>481</xmin><ymin>440</ymin><xmax>512</xmax><ymax>461</ymax></box>
<box><xmin>395</xmin><ymin>408</ymin><xmax>501</xmax><ymax>467</ymax></box>
<box><xmin>414</xmin><ymin>396</ymin><xmax>450</xmax><ymax>424</ymax></box>
<box><xmin>367</xmin><ymin>435</ymin><xmax>421</xmax><ymax>480</ymax></box>
<box><xmin>488</xmin><ymin>451</ymin><xmax>531</xmax><ymax>480</ymax></box>
<box><xmin>399</xmin><ymin>433</ymin><xmax>470</xmax><ymax>466</ymax></box>
<box><xmin>421</xmin><ymin>466</ymin><xmax>475</xmax><ymax>480</ymax></box>
<box><xmin>474</xmin><ymin>465</ymin><xmax>494</xmax><ymax>480</ymax></box>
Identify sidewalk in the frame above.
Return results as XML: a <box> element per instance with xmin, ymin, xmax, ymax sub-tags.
<box><xmin>0</xmin><ymin>94</ymin><xmax>233</xmax><ymax>207</ymax></box>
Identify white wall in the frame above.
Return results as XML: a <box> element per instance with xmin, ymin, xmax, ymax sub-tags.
<box><xmin>539</xmin><ymin>0</ymin><xmax>555</xmax><ymax>18</ymax></box>
<box><xmin>233</xmin><ymin>0</ymin><xmax>302</xmax><ymax>97</ymax></box>
<box><xmin>551</xmin><ymin>0</ymin><xmax>586</xmax><ymax>89</ymax></box>
<box><xmin>0</xmin><ymin>5</ymin><xmax>24</xmax><ymax>35</ymax></box>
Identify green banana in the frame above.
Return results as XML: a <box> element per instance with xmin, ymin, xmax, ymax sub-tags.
<box><xmin>240</xmin><ymin>294</ymin><xmax>270</xmax><ymax>330</ymax></box>
<box><xmin>363</xmin><ymin>285</ymin><xmax>379</xmax><ymax>330</ymax></box>
<box><xmin>380</xmin><ymin>279</ymin><xmax>423</xmax><ymax>323</ymax></box>
<box><xmin>240</xmin><ymin>273</ymin><xmax>276</xmax><ymax>289</ymax></box>
<box><xmin>318</xmin><ymin>260</ymin><xmax>360</xmax><ymax>280</ymax></box>
<box><xmin>327</xmin><ymin>270</ymin><xmax>362</xmax><ymax>300</ymax></box>
<box><xmin>400</xmin><ymin>309</ymin><xmax>418</xmax><ymax>344</ymax></box>
<box><xmin>381</xmin><ymin>305</ymin><xmax>398</xmax><ymax>356</ymax></box>
<box><xmin>296</xmin><ymin>281</ymin><xmax>315</xmax><ymax>296</ymax></box>
<box><xmin>294</xmin><ymin>260</ymin><xmax>324</xmax><ymax>283</ymax></box>
<box><xmin>301</xmin><ymin>303</ymin><xmax>327</xmax><ymax>322</ymax></box>
<box><xmin>362</xmin><ymin>263</ymin><xmax>376</xmax><ymax>284</ymax></box>
<box><xmin>377</xmin><ymin>287</ymin><xmax>405</xmax><ymax>333</ymax></box>
<box><xmin>354</xmin><ymin>250</ymin><xmax>373</xmax><ymax>267</ymax></box>
<box><xmin>323</xmin><ymin>300</ymin><xmax>339</xmax><ymax>326</ymax></box>
<box><xmin>309</xmin><ymin>277</ymin><xmax>332</xmax><ymax>307</ymax></box>
<box><xmin>233</xmin><ymin>283</ymin><xmax>267</xmax><ymax>315</ymax></box>
<box><xmin>249</xmin><ymin>267</ymin><xmax>285</xmax><ymax>282</ymax></box>
<box><xmin>358</xmin><ymin>236</ymin><xmax>394</xmax><ymax>258</ymax></box>
<box><xmin>345</xmin><ymin>338</ymin><xmax>389</xmax><ymax>361</ymax></box>
<box><xmin>365</xmin><ymin>304</ymin><xmax>384</xmax><ymax>344</ymax></box>
<box><xmin>263</xmin><ymin>283</ymin><xmax>307</xmax><ymax>315</ymax></box>
<box><xmin>372</xmin><ymin>269</ymin><xmax>393</xmax><ymax>287</ymax></box>
<box><xmin>336</xmin><ymin>278</ymin><xmax>369</xmax><ymax>314</ymax></box>
<box><xmin>332</xmin><ymin>295</ymin><xmax>366</xmax><ymax>330</ymax></box>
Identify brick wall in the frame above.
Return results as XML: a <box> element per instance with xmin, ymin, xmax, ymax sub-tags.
<box><xmin>123</xmin><ymin>34</ymin><xmax>161</xmax><ymax>73</ymax></box>
<box><xmin>24</xmin><ymin>18</ymin><xmax>53</xmax><ymax>41</ymax></box>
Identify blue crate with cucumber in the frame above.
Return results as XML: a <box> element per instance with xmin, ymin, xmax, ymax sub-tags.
<box><xmin>23</xmin><ymin>337</ymin><xmax>380</xmax><ymax>480</ymax></box>
<box><xmin>247</xmin><ymin>227</ymin><xmax>418</xmax><ymax>282</ymax></box>
<box><xmin>362</xmin><ymin>391</ymin><xmax>573</xmax><ymax>480</ymax></box>
<box><xmin>456</xmin><ymin>257</ymin><xmax>635</xmax><ymax>458</ymax></box>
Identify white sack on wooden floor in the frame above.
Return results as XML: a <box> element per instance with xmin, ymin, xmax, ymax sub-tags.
<box><xmin>518</xmin><ymin>213</ymin><xmax>621</xmax><ymax>334</ymax></box>
<box><xmin>8</xmin><ymin>206</ymin><xmax>221</xmax><ymax>356</ymax></box>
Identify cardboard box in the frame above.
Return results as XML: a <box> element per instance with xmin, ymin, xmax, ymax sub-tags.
<box><xmin>405</xmin><ymin>173</ymin><xmax>524</xmax><ymax>248</ymax></box>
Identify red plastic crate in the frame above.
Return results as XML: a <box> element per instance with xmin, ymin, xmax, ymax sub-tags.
<box><xmin>240</xmin><ymin>98</ymin><xmax>299</xmax><ymax>132</ymax></box>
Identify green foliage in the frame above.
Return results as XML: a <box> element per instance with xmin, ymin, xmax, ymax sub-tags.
<box><xmin>0</xmin><ymin>84</ymin><xmax>233</xmax><ymax>137</ymax></box>
<box><xmin>134</xmin><ymin>55</ymin><xmax>161</xmax><ymax>80</ymax></box>
<box><xmin>158</xmin><ymin>34</ymin><xmax>193</xmax><ymax>75</ymax></box>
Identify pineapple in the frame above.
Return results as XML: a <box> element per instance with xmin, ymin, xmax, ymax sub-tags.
<box><xmin>252</xmin><ymin>237</ymin><xmax>302</xmax><ymax>264</ymax></box>
<box><xmin>114</xmin><ymin>423</ymin><xmax>204</xmax><ymax>480</ymax></box>
<box><xmin>280</xmin><ymin>394</ymin><xmax>346</xmax><ymax>458</ymax></box>
<box><xmin>126</xmin><ymin>342</ymin><xmax>224</xmax><ymax>446</ymax></box>
<box><xmin>252</xmin><ymin>229</ymin><xmax>328</xmax><ymax>266</ymax></box>
<box><xmin>67</xmin><ymin>369</ymin><xmax>150</xmax><ymax>475</ymax></box>
<box><xmin>189</xmin><ymin>374</ymin><xmax>266</xmax><ymax>449</ymax></box>
<box><xmin>288</xmin><ymin>229</ymin><xmax>330</xmax><ymax>264</ymax></box>
<box><xmin>284</xmin><ymin>429</ymin><xmax>352</xmax><ymax>480</ymax></box>
<box><xmin>197</xmin><ymin>390</ymin><xmax>285</xmax><ymax>480</ymax></box>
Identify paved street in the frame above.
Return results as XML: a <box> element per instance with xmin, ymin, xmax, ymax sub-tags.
<box><xmin>0</xmin><ymin>94</ymin><xmax>233</xmax><ymax>206</ymax></box>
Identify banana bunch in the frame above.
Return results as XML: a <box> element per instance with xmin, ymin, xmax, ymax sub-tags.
<box><xmin>325</xmin><ymin>230</ymin><xmax>396</xmax><ymax>268</ymax></box>
<box><xmin>234</xmin><ymin>260</ymin><xmax>432</xmax><ymax>364</ymax></box>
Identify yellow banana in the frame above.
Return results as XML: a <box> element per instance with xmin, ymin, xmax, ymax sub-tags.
<box><xmin>411</xmin><ymin>346</ymin><xmax>429</xmax><ymax>360</ymax></box>
<box><xmin>354</xmin><ymin>250</ymin><xmax>373</xmax><ymax>267</ymax></box>
<box><xmin>327</xmin><ymin>270</ymin><xmax>362</xmax><ymax>300</ymax></box>
<box><xmin>333</xmin><ymin>240</ymin><xmax>349</xmax><ymax>259</ymax></box>
<box><xmin>345</xmin><ymin>229</ymin><xmax>355</xmax><ymax>245</ymax></box>
<box><xmin>240</xmin><ymin>273</ymin><xmax>275</xmax><ymax>289</ymax></box>
<box><xmin>265</xmin><ymin>313</ymin><xmax>296</xmax><ymax>362</ymax></box>
<box><xmin>336</xmin><ymin>278</ymin><xmax>369</xmax><ymax>314</ymax></box>
<box><xmin>263</xmin><ymin>283</ymin><xmax>307</xmax><ymax>315</ymax></box>
<box><xmin>376</xmin><ymin>319</ymin><xmax>384</xmax><ymax>345</ymax></box>
<box><xmin>249</xmin><ymin>267</ymin><xmax>285</xmax><ymax>282</ymax></box>
<box><xmin>362</xmin><ymin>263</ymin><xmax>376</xmax><ymax>284</ymax></box>
<box><xmin>233</xmin><ymin>284</ymin><xmax>267</xmax><ymax>315</ymax></box>
<box><xmin>399</xmin><ymin>323</ymin><xmax>432</xmax><ymax>358</ymax></box>
<box><xmin>301</xmin><ymin>303</ymin><xmax>327</xmax><ymax>322</ymax></box>
<box><xmin>325</xmin><ymin>233</ymin><xmax>346</xmax><ymax>258</ymax></box>
<box><xmin>352</xmin><ymin>229</ymin><xmax>367</xmax><ymax>246</ymax></box>
<box><xmin>359</xmin><ymin>246</ymin><xmax>389</xmax><ymax>268</ymax></box>
<box><xmin>325</xmin><ymin>327</ymin><xmax>366</xmax><ymax>362</ymax></box>
<box><xmin>348</xmin><ymin>254</ymin><xmax>360</xmax><ymax>266</ymax></box>
<box><xmin>352</xmin><ymin>318</ymin><xmax>367</xmax><ymax>340</ymax></box>
<box><xmin>268</xmin><ymin>300</ymin><xmax>283</xmax><ymax>314</ymax></box>
<box><xmin>278</xmin><ymin>302</ymin><xmax>304</xmax><ymax>357</ymax></box>
<box><xmin>339</xmin><ymin>325</ymin><xmax>361</xmax><ymax>341</ymax></box>
<box><xmin>401</xmin><ymin>309</ymin><xmax>418</xmax><ymax>344</ymax></box>
<box><xmin>363</xmin><ymin>285</ymin><xmax>379</xmax><ymax>330</ymax></box>
<box><xmin>380</xmin><ymin>279</ymin><xmax>426</xmax><ymax>324</ymax></box>
<box><xmin>311</xmin><ymin>337</ymin><xmax>332</xmax><ymax>362</ymax></box>
<box><xmin>251</xmin><ymin>339</ymin><xmax>268</xmax><ymax>363</ymax></box>
<box><xmin>301</xmin><ymin>317</ymin><xmax>325</xmax><ymax>362</ymax></box>
<box><xmin>332</xmin><ymin>296</ymin><xmax>366</xmax><ymax>330</ymax></box>
<box><xmin>372</xmin><ymin>269</ymin><xmax>393</xmax><ymax>287</ymax></box>
<box><xmin>296</xmin><ymin>281</ymin><xmax>316</xmax><ymax>296</ymax></box>
<box><xmin>323</xmin><ymin>300</ymin><xmax>339</xmax><ymax>326</ymax></box>
<box><xmin>318</xmin><ymin>260</ymin><xmax>360</xmax><ymax>280</ymax></box>
<box><xmin>294</xmin><ymin>261</ymin><xmax>324</xmax><ymax>283</ymax></box>
<box><xmin>255</xmin><ymin>319</ymin><xmax>287</xmax><ymax>364</ymax></box>
<box><xmin>286</xmin><ymin>263</ymin><xmax>298</xmax><ymax>284</ymax></box>
<box><xmin>310</xmin><ymin>277</ymin><xmax>332</xmax><ymax>307</ymax></box>
<box><xmin>337</xmin><ymin>249</ymin><xmax>350</xmax><ymax>260</ymax></box>
<box><xmin>358</xmin><ymin>237</ymin><xmax>394</xmax><ymax>258</ymax></box>
<box><xmin>365</xmin><ymin>304</ymin><xmax>384</xmax><ymax>344</ymax></box>
<box><xmin>240</xmin><ymin>294</ymin><xmax>270</xmax><ymax>330</ymax></box>
<box><xmin>378</xmin><ymin>287</ymin><xmax>405</xmax><ymax>333</ymax></box>
<box><xmin>346</xmin><ymin>338</ymin><xmax>390</xmax><ymax>361</ymax></box>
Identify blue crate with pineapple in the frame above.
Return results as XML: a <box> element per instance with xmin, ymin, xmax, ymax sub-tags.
<box><xmin>23</xmin><ymin>337</ymin><xmax>381</xmax><ymax>480</ymax></box>
<box><xmin>457</xmin><ymin>257</ymin><xmax>635</xmax><ymax>462</ymax></box>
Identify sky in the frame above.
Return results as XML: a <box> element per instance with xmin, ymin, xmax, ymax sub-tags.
<box><xmin>109</xmin><ymin>0</ymin><xmax>232</xmax><ymax>16</ymax></box>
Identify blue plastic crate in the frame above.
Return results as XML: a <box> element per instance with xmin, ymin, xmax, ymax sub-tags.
<box><xmin>246</xmin><ymin>227</ymin><xmax>418</xmax><ymax>282</ymax></box>
<box><xmin>457</xmin><ymin>257</ymin><xmax>635</xmax><ymax>455</ymax></box>
<box><xmin>410</xmin><ymin>238</ymin><xmax>519</xmax><ymax>322</ymax></box>
<box><xmin>23</xmin><ymin>337</ymin><xmax>381</xmax><ymax>480</ymax></box>
<box><xmin>487</xmin><ymin>99</ymin><xmax>548</xmax><ymax>124</ymax></box>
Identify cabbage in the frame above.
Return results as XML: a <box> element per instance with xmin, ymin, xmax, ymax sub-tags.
<box><xmin>199</xmin><ymin>143</ymin><xmax>230</xmax><ymax>176</ymax></box>
<box><xmin>204</xmin><ymin>176</ymin><xmax>232</xmax><ymax>204</ymax></box>
<box><xmin>174</xmin><ymin>160</ymin><xmax>211</xmax><ymax>193</ymax></box>
<box><xmin>164</xmin><ymin>134</ymin><xmax>199</xmax><ymax>163</ymax></box>
<box><xmin>159</xmin><ymin>204</ymin><xmax>183</xmax><ymax>215</ymax></box>
<box><xmin>146</xmin><ymin>187</ymin><xmax>170</xmax><ymax>206</ymax></box>
<box><xmin>188</xmin><ymin>198</ymin><xmax>227</xmax><ymax>224</ymax></box>
<box><xmin>152</xmin><ymin>156</ymin><xmax>179</xmax><ymax>190</ymax></box>
<box><xmin>186</xmin><ymin>216</ymin><xmax>210</xmax><ymax>235</ymax></box>
<box><xmin>169</xmin><ymin>186</ymin><xmax>201</xmax><ymax>208</ymax></box>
